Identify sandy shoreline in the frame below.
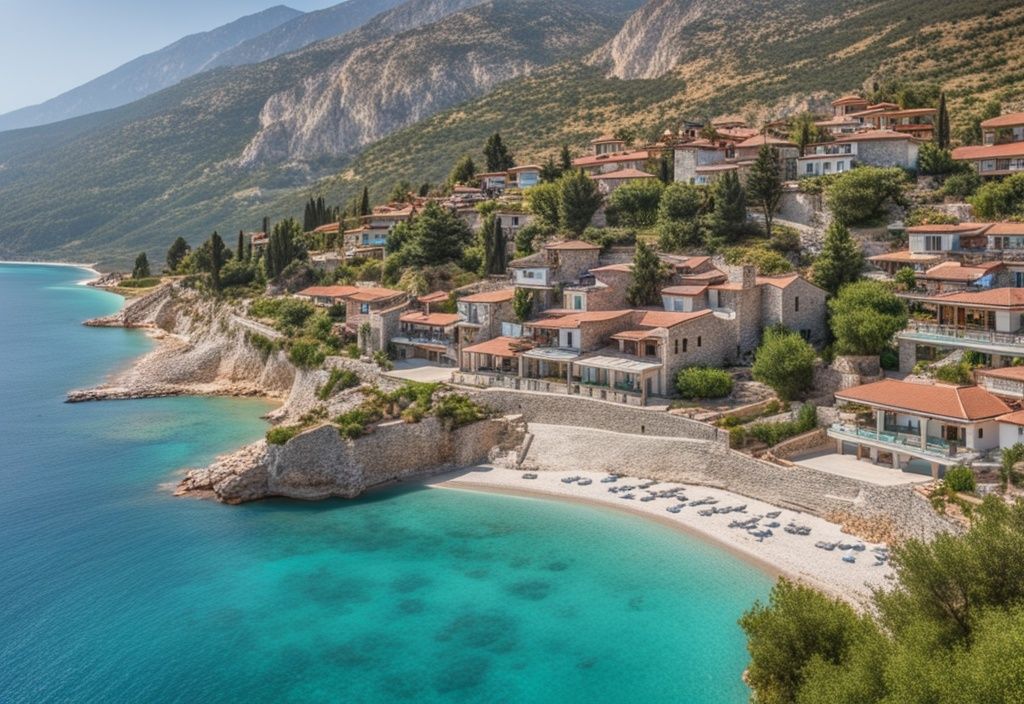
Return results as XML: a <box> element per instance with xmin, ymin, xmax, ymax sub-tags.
<box><xmin>426</xmin><ymin>466</ymin><xmax>893</xmax><ymax>604</ymax></box>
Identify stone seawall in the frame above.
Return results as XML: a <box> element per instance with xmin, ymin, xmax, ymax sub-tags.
<box><xmin>466</xmin><ymin>388</ymin><xmax>723</xmax><ymax>442</ymax></box>
<box><xmin>179</xmin><ymin>415</ymin><xmax>527</xmax><ymax>503</ymax></box>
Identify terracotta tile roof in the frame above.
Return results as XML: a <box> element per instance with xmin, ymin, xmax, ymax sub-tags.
<box><xmin>297</xmin><ymin>285</ymin><xmax>360</xmax><ymax>298</ymax></box>
<box><xmin>952</xmin><ymin>143</ymin><xmax>1024</xmax><ymax>160</ymax></box>
<box><xmin>348</xmin><ymin>287</ymin><xmax>405</xmax><ymax>303</ymax></box>
<box><xmin>417</xmin><ymin>290</ymin><xmax>449</xmax><ymax>304</ymax></box>
<box><xmin>507</xmin><ymin>164</ymin><xmax>541</xmax><ymax>172</ymax></box>
<box><xmin>590</xmin><ymin>263</ymin><xmax>632</xmax><ymax>273</ymax></box>
<box><xmin>836</xmin><ymin>379</ymin><xmax>1010</xmax><ymax>421</ymax></box>
<box><xmin>981</xmin><ymin>112</ymin><xmax>1024</xmax><ymax>129</ymax></box>
<box><xmin>977</xmin><ymin>366</ymin><xmax>1024</xmax><ymax>383</ymax></box>
<box><xmin>880</xmin><ymin>108</ymin><xmax>937</xmax><ymax>118</ymax></box>
<box><xmin>815</xmin><ymin>117</ymin><xmax>861</xmax><ymax>126</ymax></box>
<box><xmin>868</xmin><ymin>250</ymin><xmax>943</xmax><ymax>263</ymax></box>
<box><xmin>921</xmin><ymin>261</ymin><xmax>1004</xmax><ymax>281</ymax></box>
<box><xmin>695</xmin><ymin>163</ymin><xmax>740</xmax><ymax>172</ymax></box>
<box><xmin>927</xmin><ymin>287</ymin><xmax>1024</xmax><ymax>308</ymax></box>
<box><xmin>987</xmin><ymin>222</ymin><xmax>1024</xmax><ymax>236</ymax></box>
<box><xmin>590</xmin><ymin>133</ymin><xmax>622</xmax><ymax>144</ymax></box>
<box><xmin>756</xmin><ymin>274</ymin><xmax>803</xmax><ymax>289</ymax></box>
<box><xmin>399</xmin><ymin>311</ymin><xmax>460</xmax><ymax>326</ymax></box>
<box><xmin>680</xmin><ymin>269</ymin><xmax>728</xmax><ymax>283</ymax></box>
<box><xmin>611</xmin><ymin>329</ymin><xmax>661</xmax><ymax>342</ymax></box>
<box><xmin>591</xmin><ymin>167</ymin><xmax>656</xmax><ymax>180</ymax></box>
<box><xmin>997</xmin><ymin>409</ymin><xmax>1024</xmax><ymax>426</ymax></box>
<box><xmin>709</xmin><ymin>282</ymin><xmax>745</xmax><ymax>291</ymax></box>
<box><xmin>834</xmin><ymin>129</ymin><xmax>917</xmax><ymax>142</ymax></box>
<box><xmin>526</xmin><ymin>310</ymin><xmax>633</xmax><ymax>329</ymax></box>
<box><xmin>475</xmin><ymin>172</ymin><xmax>507</xmax><ymax>178</ymax></box>
<box><xmin>462</xmin><ymin>336</ymin><xmax>523</xmax><ymax>358</ymax></box>
<box><xmin>906</xmin><ymin>223</ymin><xmax>991</xmax><ymax>234</ymax></box>
<box><xmin>545</xmin><ymin>240</ymin><xmax>601</xmax><ymax>251</ymax></box>
<box><xmin>311</xmin><ymin>222</ymin><xmax>340</xmax><ymax>234</ymax></box>
<box><xmin>735</xmin><ymin>134</ymin><xmax>798</xmax><ymax>149</ymax></box>
<box><xmin>637</xmin><ymin>310</ymin><xmax>712</xmax><ymax>328</ymax></box>
<box><xmin>661</xmin><ymin>285</ymin><xmax>708</xmax><ymax>296</ymax></box>
<box><xmin>460</xmin><ymin>288</ymin><xmax>516</xmax><ymax>304</ymax></box>
<box><xmin>572</xmin><ymin>150</ymin><xmax>650</xmax><ymax>168</ymax></box>
<box><xmin>508</xmin><ymin>252</ymin><xmax>545</xmax><ymax>268</ymax></box>
<box><xmin>832</xmin><ymin>94</ymin><xmax>868</xmax><ymax>105</ymax></box>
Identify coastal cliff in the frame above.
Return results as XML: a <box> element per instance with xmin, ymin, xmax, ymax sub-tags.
<box><xmin>177</xmin><ymin>414</ymin><xmax>527</xmax><ymax>503</ymax></box>
<box><xmin>70</xmin><ymin>283</ymin><xmax>296</xmax><ymax>403</ymax></box>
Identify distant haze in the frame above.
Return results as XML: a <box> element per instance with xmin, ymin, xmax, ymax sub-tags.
<box><xmin>0</xmin><ymin>0</ymin><xmax>336</xmax><ymax>114</ymax></box>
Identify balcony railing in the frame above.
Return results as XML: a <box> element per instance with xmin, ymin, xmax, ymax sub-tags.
<box><xmin>829</xmin><ymin>423</ymin><xmax>974</xmax><ymax>461</ymax></box>
<box><xmin>903</xmin><ymin>321</ymin><xmax>1024</xmax><ymax>348</ymax></box>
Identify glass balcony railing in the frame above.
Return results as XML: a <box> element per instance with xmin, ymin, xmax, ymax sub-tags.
<box><xmin>829</xmin><ymin>423</ymin><xmax>972</xmax><ymax>460</ymax></box>
<box><xmin>903</xmin><ymin>321</ymin><xmax>1024</xmax><ymax>348</ymax></box>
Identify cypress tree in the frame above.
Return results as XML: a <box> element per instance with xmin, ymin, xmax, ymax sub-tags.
<box><xmin>558</xmin><ymin>169</ymin><xmax>603</xmax><ymax>234</ymax></box>
<box><xmin>494</xmin><ymin>217</ymin><xmax>507</xmax><ymax>273</ymax></box>
<box><xmin>483</xmin><ymin>133</ymin><xmax>515</xmax><ymax>172</ymax></box>
<box><xmin>710</xmin><ymin>171</ymin><xmax>748</xmax><ymax>241</ymax></box>
<box><xmin>626</xmin><ymin>240</ymin><xmax>667</xmax><ymax>306</ymax></box>
<box><xmin>812</xmin><ymin>220</ymin><xmax>865</xmax><ymax>296</ymax></box>
<box><xmin>303</xmin><ymin>200</ymin><xmax>312</xmax><ymax>231</ymax></box>
<box><xmin>209</xmin><ymin>232</ymin><xmax>226</xmax><ymax>290</ymax></box>
<box><xmin>132</xmin><ymin>252</ymin><xmax>150</xmax><ymax>279</ymax></box>
<box><xmin>658</xmin><ymin>154</ymin><xmax>673</xmax><ymax>184</ymax></box>
<box><xmin>236</xmin><ymin>230</ymin><xmax>244</xmax><ymax>261</ymax></box>
<box><xmin>936</xmin><ymin>92</ymin><xmax>951</xmax><ymax>150</ymax></box>
<box><xmin>360</xmin><ymin>187</ymin><xmax>370</xmax><ymax>216</ymax></box>
<box><xmin>747</xmin><ymin>145</ymin><xmax>784</xmax><ymax>238</ymax></box>
<box><xmin>166</xmin><ymin>236</ymin><xmax>190</xmax><ymax>273</ymax></box>
<box><xmin>262</xmin><ymin>217</ymin><xmax>270</xmax><ymax>237</ymax></box>
<box><xmin>559</xmin><ymin>144</ymin><xmax>573</xmax><ymax>172</ymax></box>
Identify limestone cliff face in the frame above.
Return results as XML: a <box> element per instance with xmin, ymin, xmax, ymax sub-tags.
<box><xmin>73</xmin><ymin>284</ymin><xmax>295</xmax><ymax>401</ymax></box>
<box><xmin>179</xmin><ymin>415</ymin><xmax>527</xmax><ymax>503</ymax></box>
<box><xmin>239</xmin><ymin>0</ymin><xmax>636</xmax><ymax>166</ymax></box>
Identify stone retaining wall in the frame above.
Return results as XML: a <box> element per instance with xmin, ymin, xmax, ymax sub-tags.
<box><xmin>769</xmin><ymin>428</ymin><xmax>831</xmax><ymax>459</ymax></box>
<box><xmin>466</xmin><ymin>388</ymin><xmax>723</xmax><ymax>442</ymax></box>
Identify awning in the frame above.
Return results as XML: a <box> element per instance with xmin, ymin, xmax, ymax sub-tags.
<box><xmin>575</xmin><ymin>355</ymin><xmax>662</xmax><ymax>374</ymax></box>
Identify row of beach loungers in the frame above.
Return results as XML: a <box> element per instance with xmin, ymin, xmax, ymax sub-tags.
<box><xmin>521</xmin><ymin>473</ymin><xmax>887</xmax><ymax>564</ymax></box>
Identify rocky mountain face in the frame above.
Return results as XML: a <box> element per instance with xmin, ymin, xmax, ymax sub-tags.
<box><xmin>206</xmin><ymin>0</ymin><xmax>407</xmax><ymax>69</ymax></box>
<box><xmin>0</xmin><ymin>5</ymin><xmax>303</xmax><ymax>132</ymax></box>
<box><xmin>239</xmin><ymin>0</ymin><xmax>639</xmax><ymax>167</ymax></box>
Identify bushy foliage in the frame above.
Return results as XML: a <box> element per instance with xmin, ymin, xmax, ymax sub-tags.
<box><xmin>917</xmin><ymin>142</ymin><xmax>961</xmax><ymax>176</ymax></box>
<box><xmin>826</xmin><ymin>167</ymin><xmax>908</xmax><ymax>226</ymax></box>
<box><xmin>971</xmin><ymin>172</ymin><xmax>1024</xmax><ymax>220</ymax></box>
<box><xmin>514</xmin><ymin>221</ymin><xmax>555</xmax><ymax>256</ymax></box>
<box><xmin>746</xmin><ymin>403</ymin><xmax>817</xmax><ymax>447</ymax></box>
<box><xmin>626</xmin><ymin>240</ymin><xmax>667</xmax><ymax>306</ymax></box>
<box><xmin>723</xmin><ymin>246</ymin><xmax>792</xmax><ymax>275</ymax></box>
<box><xmin>934</xmin><ymin>361</ymin><xmax>974</xmax><ymax>385</ymax></box>
<box><xmin>829</xmin><ymin>280</ymin><xmax>908</xmax><ymax>355</ymax></box>
<box><xmin>943</xmin><ymin>171</ymin><xmax>982</xmax><ymax>200</ymax></box>
<box><xmin>525</xmin><ymin>182</ymin><xmax>561</xmax><ymax>227</ymax></box>
<box><xmin>812</xmin><ymin>220</ymin><xmax>864</xmax><ymax>296</ymax></box>
<box><xmin>893</xmin><ymin>266</ymin><xmax>917</xmax><ymax>290</ymax></box>
<box><xmin>904</xmin><ymin>207</ymin><xmax>959</xmax><ymax>227</ymax></box>
<box><xmin>944</xmin><ymin>465</ymin><xmax>976</xmax><ymax>493</ymax></box>
<box><xmin>266</xmin><ymin>425</ymin><xmax>304</xmax><ymax>445</ymax></box>
<box><xmin>558</xmin><ymin>169</ymin><xmax>603</xmax><ymax>234</ymax></box>
<box><xmin>709</xmin><ymin>170</ymin><xmax>749</xmax><ymax>241</ymax></box>
<box><xmin>118</xmin><ymin>277</ymin><xmax>160</xmax><ymax>288</ymax></box>
<box><xmin>249</xmin><ymin>297</ymin><xmax>316</xmax><ymax>333</ymax></box>
<box><xmin>397</xmin><ymin>202</ymin><xmax>474</xmax><ymax>267</ymax></box>
<box><xmin>675</xmin><ymin>367</ymin><xmax>733</xmax><ymax>399</ymax></box>
<box><xmin>608</xmin><ymin>178</ymin><xmax>664</xmax><ymax>227</ymax></box>
<box><xmin>747</xmin><ymin>145</ymin><xmax>785</xmax><ymax>237</ymax></box>
<box><xmin>288</xmin><ymin>338</ymin><xmax>327</xmax><ymax>369</ymax></box>
<box><xmin>752</xmin><ymin>328</ymin><xmax>816</xmax><ymax>401</ymax></box>
<box><xmin>743</xmin><ymin>499</ymin><xmax>1024</xmax><ymax>704</ymax></box>
<box><xmin>317</xmin><ymin>368</ymin><xmax>359</xmax><ymax>400</ymax></box>
<box><xmin>434</xmin><ymin>394</ymin><xmax>488</xmax><ymax>429</ymax></box>
<box><xmin>657</xmin><ymin>182</ymin><xmax>705</xmax><ymax>250</ymax></box>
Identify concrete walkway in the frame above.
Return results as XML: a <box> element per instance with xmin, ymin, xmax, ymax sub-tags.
<box><xmin>385</xmin><ymin>359</ymin><xmax>454</xmax><ymax>383</ymax></box>
<box><xmin>793</xmin><ymin>449</ymin><xmax>931</xmax><ymax>486</ymax></box>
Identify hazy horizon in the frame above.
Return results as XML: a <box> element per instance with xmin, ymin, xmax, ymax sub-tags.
<box><xmin>0</xmin><ymin>0</ymin><xmax>338</xmax><ymax>115</ymax></box>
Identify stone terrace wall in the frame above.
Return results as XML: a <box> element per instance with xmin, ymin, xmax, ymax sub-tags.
<box><xmin>466</xmin><ymin>388</ymin><xmax>723</xmax><ymax>441</ymax></box>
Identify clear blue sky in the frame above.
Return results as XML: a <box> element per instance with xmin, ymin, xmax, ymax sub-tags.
<box><xmin>0</xmin><ymin>0</ymin><xmax>335</xmax><ymax>114</ymax></box>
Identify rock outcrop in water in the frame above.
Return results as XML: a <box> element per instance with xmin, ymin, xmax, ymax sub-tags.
<box><xmin>177</xmin><ymin>415</ymin><xmax>527</xmax><ymax>503</ymax></box>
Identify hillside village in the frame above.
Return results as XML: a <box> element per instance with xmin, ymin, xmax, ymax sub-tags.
<box><xmin>109</xmin><ymin>89</ymin><xmax>1024</xmax><ymax>497</ymax></box>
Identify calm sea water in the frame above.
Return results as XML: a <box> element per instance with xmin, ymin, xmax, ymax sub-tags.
<box><xmin>0</xmin><ymin>263</ymin><xmax>771</xmax><ymax>703</ymax></box>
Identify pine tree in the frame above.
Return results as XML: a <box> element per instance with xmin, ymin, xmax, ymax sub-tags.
<box><xmin>558</xmin><ymin>170</ymin><xmax>602</xmax><ymax>234</ymax></box>
<box><xmin>360</xmin><ymin>187</ymin><xmax>370</xmax><ymax>216</ymax></box>
<box><xmin>132</xmin><ymin>252</ymin><xmax>150</xmax><ymax>279</ymax></box>
<box><xmin>513</xmin><ymin>288</ymin><xmax>533</xmax><ymax>323</ymax></box>
<box><xmin>483</xmin><ymin>217</ymin><xmax>507</xmax><ymax>275</ymax></box>
<box><xmin>209</xmin><ymin>232</ymin><xmax>226</xmax><ymax>290</ymax></box>
<box><xmin>658</xmin><ymin>154</ymin><xmax>673</xmax><ymax>184</ymax></box>
<box><xmin>936</xmin><ymin>92</ymin><xmax>951</xmax><ymax>150</ymax></box>
<box><xmin>812</xmin><ymin>220</ymin><xmax>865</xmax><ymax>296</ymax></box>
<box><xmin>626</xmin><ymin>240</ymin><xmax>666</xmax><ymax>306</ymax></box>
<box><xmin>559</xmin><ymin>144</ymin><xmax>573</xmax><ymax>172</ymax></box>
<box><xmin>262</xmin><ymin>217</ymin><xmax>270</xmax><ymax>237</ymax></box>
<box><xmin>165</xmin><ymin>237</ymin><xmax>190</xmax><ymax>273</ymax></box>
<box><xmin>710</xmin><ymin>171</ymin><xmax>748</xmax><ymax>241</ymax></box>
<box><xmin>303</xmin><ymin>199</ymin><xmax>312</xmax><ymax>231</ymax></box>
<box><xmin>236</xmin><ymin>230</ymin><xmax>244</xmax><ymax>260</ymax></box>
<box><xmin>747</xmin><ymin>145</ymin><xmax>784</xmax><ymax>238</ymax></box>
<box><xmin>540</xmin><ymin>156</ymin><xmax>561</xmax><ymax>183</ymax></box>
<box><xmin>483</xmin><ymin>133</ymin><xmax>515</xmax><ymax>172</ymax></box>
<box><xmin>448</xmin><ymin>155</ymin><xmax>477</xmax><ymax>185</ymax></box>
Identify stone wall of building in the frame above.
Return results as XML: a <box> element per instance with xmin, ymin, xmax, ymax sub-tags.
<box><xmin>858</xmin><ymin>139</ymin><xmax>918</xmax><ymax>169</ymax></box>
<box><xmin>766</xmin><ymin>279</ymin><xmax>828</xmax><ymax>347</ymax></box>
<box><xmin>553</xmin><ymin>248</ymin><xmax>601</xmax><ymax>283</ymax></box>
<box><xmin>777</xmin><ymin>190</ymin><xmax>826</xmax><ymax>229</ymax></box>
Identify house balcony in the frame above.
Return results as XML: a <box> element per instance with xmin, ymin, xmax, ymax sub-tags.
<box><xmin>899</xmin><ymin>321</ymin><xmax>1024</xmax><ymax>356</ymax></box>
<box><xmin>828</xmin><ymin>422</ymin><xmax>979</xmax><ymax>464</ymax></box>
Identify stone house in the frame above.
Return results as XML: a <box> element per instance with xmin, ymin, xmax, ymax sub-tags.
<box><xmin>508</xmin><ymin>240</ymin><xmax>602</xmax><ymax>313</ymax></box>
<box><xmin>592</xmin><ymin>168</ymin><xmax>656</xmax><ymax>194</ymax></box>
<box><xmin>295</xmin><ymin>285</ymin><xmax>360</xmax><ymax>307</ymax></box>
<box><xmin>455</xmin><ymin>288</ymin><xmax>517</xmax><ymax>357</ymax></box>
<box><xmin>346</xmin><ymin>287</ymin><xmax>407</xmax><ymax>347</ymax></box>
<box><xmin>507</xmin><ymin>165</ymin><xmax>541</xmax><ymax>189</ymax></box>
<box><xmin>573</xmin><ymin>149</ymin><xmax>653</xmax><ymax>175</ymax></box>
<box><xmin>391</xmin><ymin>311</ymin><xmax>461</xmax><ymax>365</ymax></box>
<box><xmin>797</xmin><ymin>130</ymin><xmax>920</xmax><ymax>177</ymax></box>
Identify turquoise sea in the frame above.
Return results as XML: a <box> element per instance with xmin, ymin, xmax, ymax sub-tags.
<box><xmin>0</xmin><ymin>263</ymin><xmax>772</xmax><ymax>703</ymax></box>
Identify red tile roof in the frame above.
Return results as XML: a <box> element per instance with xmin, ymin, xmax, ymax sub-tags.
<box><xmin>591</xmin><ymin>168</ymin><xmax>656</xmax><ymax>180</ymax></box>
<box><xmin>572</xmin><ymin>150</ymin><xmax>650</xmax><ymax>168</ymax></box>
<box><xmin>348</xmin><ymin>287</ymin><xmax>405</xmax><ymax>303</ymax></box>
<box><xmin>507</xmin><ymin>164</ymin><xmax>542</xmax><ymax>172</ymax></box>
<box><xmin>735</xmin><ymin>134</ymin><xmax>798</xmax><ymax>149</ymax></box>
<box><xmin>637</xmin><ymin>310</ymin><xmax>712</xmax><ymax>328</ymax></box>
<box><xmin>832</xmin><ymin>95</ymin><xmax>868</xmax><ymax>105</ymax></box>
<box><xmin>417</xmin><ymin>290</ymin><xmax>449</xmax><ymax>304</ymax></box>
<box><xmin>987</xmin><ymin>222</ymin><xmax>1024</xmax><ymax>236</ymax></box>
<box><xmin>836</xmin><ymin>379</ymin><xmax>1010</xmax><ymax>421</ymax></box>
<box><xmin>927</xmin><ymin>287</ymin><xmax>1024</xmax><ymax>308</ymax></box>
<box><xmin>906</xmin><ymin>223</ymin><xmax>991</xmax><ymax>234</ymax></box>
<box><xmin>399</xmin><ymin>311</ymin><xmax>461</xmax><ymax>326</ymax></box>
<box><xmin>834</xmin><ymin>129</ymin><xmax>918</xmax><ymax>142</ymax></box>
<box><xmin>311</xmin><ymin>222</ymin><xmax>340</xmax><ymax>234</ymax></box>
<box><xmin>997</xmin><ymin>409</ymin><xmax>1024</xmax><ymax>426</ymax></box>
<box><xmin>952</xmin><ymin>143</ymin><xmax>1024</xmax><ymax>160</ymax></box>
<box><xmin>661</xmin><ymin>285</ymin><xmax>708</xmax><ymax>296</ymax></box>
<box><xmin>756</xmin><ymin>274</ymin><xmax>803</xmax><ymax>289</ymax></box>
<box><xmin>868</xmin><ymin>250</ymin><xmax>943</xmax><ymax>263</ymax></box>
<box><xmin>462</xmin><ymin>336</ymin><xmax>523</xmax><ymax>358</ymax></box>
<box><xmin>296</xmin><ymin>285</ymin><xmax>360</xmax><ymax>298</ymax></box>
<box><xmin>460</xmin><ymin>288</ymin><xmax>516</xmax><ymax>304</ymax></box>
<box><xmin>981</xmin><ymin>112</ymin><xmax>1024</xmax><ymax>129</ymax></box>
<box><xmin>527</xmin><ymin>310</ymin><xmax>633</xmax><ymax>329</ymax></box>
<box><xmin>590</xmin><ymin>263</ymin><xmax>632</xmax><ymax>273</ymax></box>
<box><xmin>977</xmin><ymin>366</ymin><xmax>1024</xmax><ymax>383</ymax></box>
<box><xmin>611</xmin><ymin>329</ymin><xmax>662</xmax><ymax>342</ymax></box>
<box><xmin>921</xmin><ymin>261</ymin><xmax>1004</xmax><ymax>281</ymax></box>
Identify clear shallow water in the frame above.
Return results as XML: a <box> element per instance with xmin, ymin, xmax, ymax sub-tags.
<box><xmin>0</xmin><ymin>264</ymin><xmax>771</xmax><ymax>703</ymax></box>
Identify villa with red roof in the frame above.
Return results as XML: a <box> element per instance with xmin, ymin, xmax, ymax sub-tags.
<box><xmin>797</xmin><ymin>130</ymin><xmax>920</xmax><ymax>177</ymax></box>
<box><xmin>295</xmin><ymin>285</ymin><xmax>361</xmax><ymax>307</ymax></box>
<box><xmin>830</xmin><ymin>378</ymin><xmax>1010</xmax><ymax>476</ymax></box>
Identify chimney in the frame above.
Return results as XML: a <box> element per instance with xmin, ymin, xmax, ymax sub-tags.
<box><xmin>741</xmin><ymin>265</ymin><xmax>756</xmax><ymax>289</ymax></box>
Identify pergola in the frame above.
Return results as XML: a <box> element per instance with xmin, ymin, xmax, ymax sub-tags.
<box><xmin>574</xmin><ymin>355</ymin><xmax>662</xmax><ymax>403</ymax></box>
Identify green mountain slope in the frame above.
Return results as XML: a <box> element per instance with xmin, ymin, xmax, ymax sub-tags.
<box><xmin>0</xmin><ymin>0</ymin><xmax>638</xmax><ymax>267</ymax></box>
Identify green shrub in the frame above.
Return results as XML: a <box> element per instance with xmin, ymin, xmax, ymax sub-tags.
<box><xmin>372</xmin><ymin>350</ymin><xmax>394</xmax><ymax>370</ymax></box>
<box><xmin>676</xmin><ymin>367</ymin><xmax>734</xmax><ymax>399</ymax></box>
<box><xmin>266</xmin><ymin>425</ymin><xmax>303</xmax><ymax>445</ymax></box>
<box><xmin>934</xmin><ymin>362</ymin><xmax>974</xmax><ymax>384</ymax></box>
<box><xmin>434</xmin><ymin>394</ymin><xmax>488</xmax><ymax>429</ymax></box>
<box><xmin>288</xmin><ymin>339</ymin><xmax>327</xmax><ymax>369</ymax></box>
<box><xmin>944</xmin><ymin>465</ymin><xmax>977</xmax><ymax>493</ymax></box>
<box><xmin>245</xmin><ymin>331</ymin><xmax>279</xmax><ymax>358</ymax></box>
<box><xmin>904</xmin><ymin>207</ymin><xmax>958</xmax><ymax>227</ymax></box>
<box><xmin>317</xmin><ymin>368</ymin><xmax>360</xmax><ymax>400</ymax></box>
<box><xmin>752</xmin><ymin>328</ymin><xmax>816</xmax><ymax>401</ymax></box>
<box><xmin>769</xmin><ymin>225</ymin><xmax>801</xmax><ymax>253</ymax></box>
<box><xmin>826</xmin><ymin>166</ymin><xmax>908</xmax><ymax>226</ymax></box>
<box><xmin>723</xmin><ymin>245</ymin><xmax>793</xmax><ymax>275</ymax></box>
<box><xmin>345</xmin><ymin>343</ymin><xmax>360</xmax><ymax>359</ymax></box>
<box><xmin>729</xmin><ymin>426</ymin><xmax>748</xmax><ymax>449</ymax></box>
<box><xmin>118</xmin><ymin>277</ymin><xmax>161</xmax><ymax>288</ymax></box>
<box><xmin>747</xmin><ymin>404</ymin><xmax>817</xmax><ymax>447</ymax></box>
<box><xmin>943</xmin><ymin>171</ymin><xmax>982</xmax><ymax>199</ymax></box>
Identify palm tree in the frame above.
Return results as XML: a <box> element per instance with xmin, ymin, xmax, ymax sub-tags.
<box><xmin>1000</xmin><ymin>444</ymin><xmax>1024</xmax><ymax>493</ymax></box>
